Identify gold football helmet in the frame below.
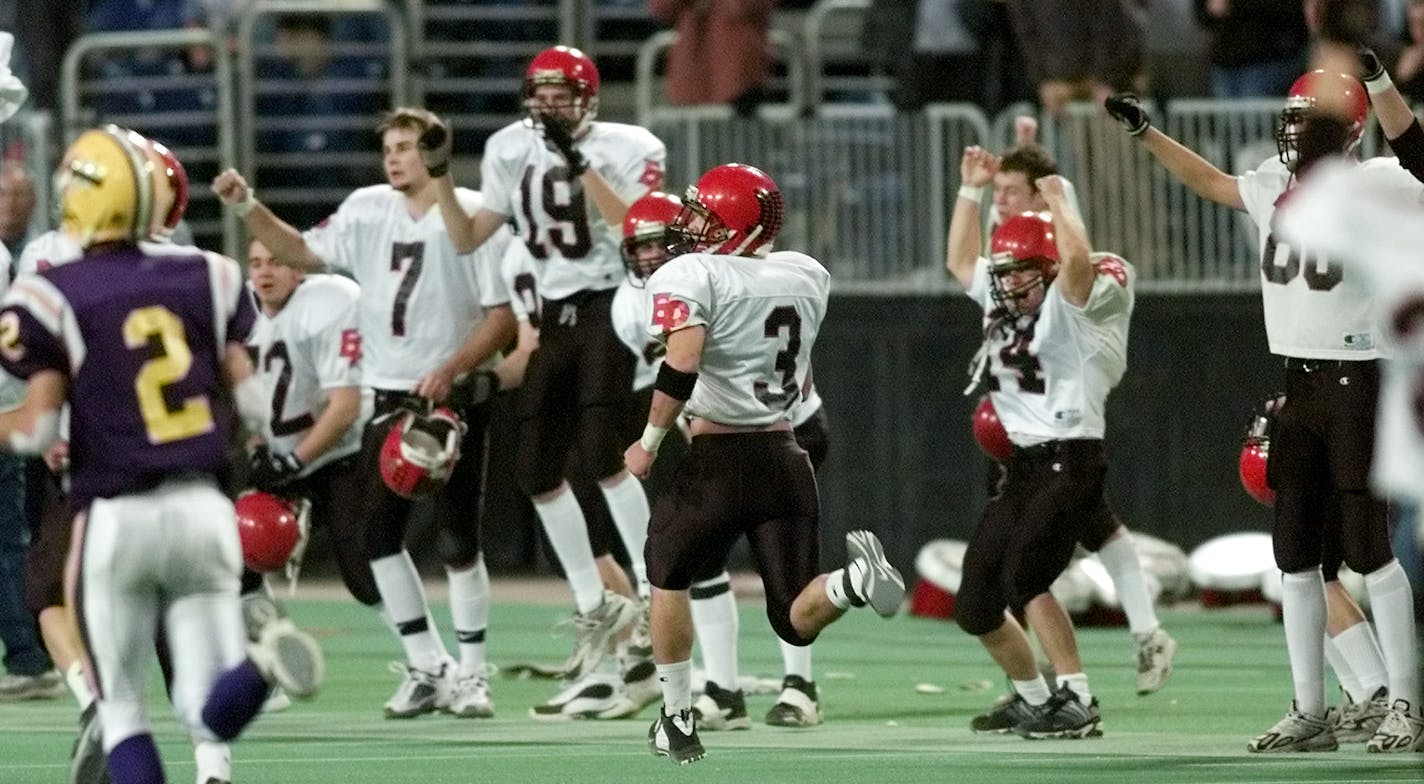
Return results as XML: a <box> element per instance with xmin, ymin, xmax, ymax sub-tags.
<box><xmin>58</xmin><ymin>125</ymin><xmax>154</xmax><ymax>247</ymax></box>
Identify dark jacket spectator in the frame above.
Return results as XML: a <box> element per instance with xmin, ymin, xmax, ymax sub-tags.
<box><xmin>1005</xmin><ymin>0</ymin><xmax>1146</xmax><ymax>114</ymax></box>
<box><xmin>1194</xmin><ymin>0</ymin><xmax>1308</xmax><ymax>97</ymax></box>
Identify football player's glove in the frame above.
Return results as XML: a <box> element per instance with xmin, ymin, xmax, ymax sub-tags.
<box><xmin>418</xmin><ymin>117</ymin><xmax>452</xmax><ymax>178</ymax></box>
<box><xmin>539</xmin><ymin>112</ymin><xmax>588</xmax><ymax>176</ymax></box>
<box><xmin>1104</xmin><ymin>93</ymin><xmax>1150</xmax><ymax>137</ymax></box>
<box><xmin>379</xmin><ymin>407</ymin><xmax>463</xmax><ymax>499</ymax></box>
<box><xmin>248</xmin><ymin>445</ymin><xmax>304</xmax><ymax>491</ymax></box>
<box><xmin>235</xmin><ymin>491</ymin><xmax>304</xmax><ymax>573</ymax></box>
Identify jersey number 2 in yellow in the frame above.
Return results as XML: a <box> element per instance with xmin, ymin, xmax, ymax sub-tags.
<box><xmin>124</xmin><ymin>306</ymin><xmax>214</xmax><ymax>444</ymax></box>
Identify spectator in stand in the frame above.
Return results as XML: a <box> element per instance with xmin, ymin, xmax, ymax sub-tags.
<box><xmin>0</xmin><ymin>159</ymin><xmax>36</xmax><ymax>256</ymax></box>
<box><xmin>650</xmin><ymin>0</ymin><xmax>777</xmax><ymax>116</ymax></box>
<box><xmin>1391</xmin><ymin>0</ymin><xmax>1424</xmax><ymax>102</ymax></box>
<box><xmin>866</xmin><ymin>0</ymin><xmax>986</xmax><ymax>110</ymax></box>
<box><xmin>1195</xmin><ymin>0</ymin><xmax>1308</xmax><ymax>98</ymax></box>
<box><xmin>1005</xmin><ymin>0</ymin><xmax>1146</xmax><ymax>115</ymax></box>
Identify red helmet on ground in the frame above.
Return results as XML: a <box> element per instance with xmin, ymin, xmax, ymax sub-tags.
<box><xmin>988</xmin><ymin>211</ymin><xmax>1059</xmax><ymax>315</ymax></box>
<box><xmin>379</xmin><ymin>407</ymin><xmax>463</xmax><ymax>499</ymax></box>
<box><xmin>235</xmin><ymin>491</ymin><xmax>302</xmax><ymax>573</ymax></box>
<box><xmin>523</xmin><ymin>45</ymin><xmax>600</xmax><ymax>132</ymax></box>
<box><xmin>1240</xmin><ymin>413</ymin><xmax>1275</xmax><ymax>507</ymax></box>
<box><xmin>669</xmin><ymin>163</ymin><xmax>784</xmax><ymax>258</ymax></box>
<box><xmin>147</xmin><ymin>139</ymin><xmax>188</xmax><ymax>234</ymax></box>
<box><xmin>971</xmin><ymin>395</ymin><xmax>1012</xmax><ymax>461</ymax></box>
<box><xmin>622</xmin><ymin>190</ymin><xmax>683</xmax><ymax>282</ymax></box>
<box><xmin>1276</xmin><ymin>70</ymin><xmax>1369</xmax><ymax>165</ymax></box>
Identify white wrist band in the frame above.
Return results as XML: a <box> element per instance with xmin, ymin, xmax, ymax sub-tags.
<box><xmin>233</xmin><ymin>189</ymin><xmax>258</xmax><ymax>218</ymax></box>
<box><xmin>1365</xmin><ymin>72</ymin><xmax>1394</xmax><ymax>95</ymax></box>
<box><xmin>640</xmin><ymin>423</ymin><xmax>669</xmax><ymax>453</ymax></box>
<box><xmin>957</xmin><ymin>184</ymin><xmax>987</xmax><ymax>203</ymax></box>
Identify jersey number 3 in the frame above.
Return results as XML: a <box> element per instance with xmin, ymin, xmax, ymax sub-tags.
<box><xmin>125</xmin><ymin>306</ymin><xmax>214</xmax><ymax>445</ymax></box>
<box><xmin>755</xmin><ymin>306</ymin><xmax>802</xmax><ymax>409</ymax></box>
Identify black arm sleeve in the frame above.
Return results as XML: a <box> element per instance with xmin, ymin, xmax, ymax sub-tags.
<box><xmin>1387</xmin><ymin>120</ymin><xmax>1424</xmax><ymax>184</ymax></box>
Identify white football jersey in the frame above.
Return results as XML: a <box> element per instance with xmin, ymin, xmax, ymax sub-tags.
<box><xmin>0</xmin><ymin>241</ymin><xmax>16</xmax><ymax>412</ymax></box>
<box><xmin>480</xmin><ymin>119</ymin><xmax>665</xmax><ymax>300</ymax></box>
<box><xmin>303</xmin><ymin>185</ymin><xmax>511</xmax><ymax>390</ymax></box>
<box><xmin>1237</xmin><ymin>156</ymin><xmax>1415</xmax><ymax>360</ymax></box>
<box><xmin>1273</xmin><ymin>158</ymin><xmax>1424</xmax><ymax>499</ymax></box>
<box><xmin>15</xmin><ymin>229</ymin><xmax>80</xmax><ymax>277</ymax></box>
<box><xmin>245</xmin><ymin>275</ymin><xmax>367</xmax><ymax>474</ymax></box>
<box><xmin>611</xmin><ymin>280</ymin><xmax>665</xmax><ymax>392</ymax></box>
<box><xmin>644</xmin><ymin>251</ymin><xmax>830</xmax><ymax>426</ymax></box>
<box><xmin>966</xmin><ymin>253</ymin><xmax>1135</xmax><ymax>444</ymax></box>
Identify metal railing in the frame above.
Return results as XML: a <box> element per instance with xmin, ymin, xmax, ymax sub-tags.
<box><xmin>803</xmin><ymin>0</ymin><xmax>893</xmax><ymax>108</ymax></box>
<box><xmin>60</xmin><ymin>27</ymin><xmax>239</xmax><ymax>257</ymax></box>
<box><xmin>0</xmin><ymin>109</ymin><xmax>54</xmax><ymax>248</ymax></box>
<box><xmin>636</xmin><ymin>29</ymin><xmax>807</xmax><ymax>124</ymax></box>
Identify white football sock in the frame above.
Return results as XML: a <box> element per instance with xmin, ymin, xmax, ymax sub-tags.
<box><xmin>1281</xmin><ymin>568</ymin><xmax>1328</xmax><ymax>717</ymax></box>
<box><xmin>657</xmin><ymin>659</ymin><xmax>693</xmax><ymax>715</ymax></box>
<box><xmin>370</xmin><ymin>551</ymin><xmax>444</xmax><ymax>670</ymax></box>
<box><xmin>1012</xmin><ymin>676</ymin><xmax>1052</xmax><ymax>706</ymax></box>
<box><xmin>1364</xmin><ymin>559</ymin><xmax>1419</xmax><ymax>705</ymax></box>
<box><xmin>446</xmin><ymin>557</ymin><xmax>490</xmax><ymax>677</ymax></box>
<box><xmin>600</xmin><ymin>472</ymin><xmax>651</xmax><ymax>598</ymax></box>
<box><xmin>532</xmin><ymin>484</ymin><xmax>603</xmax><ymax>614</ymax></box>
<box><xmin>193</xmin><ymin>741</ymin><xmax>230</xmax><ymax>784</ymax></box>
<box><xmin>1057</xmin><ymin>672</ymin><xmax>1092</xmax><ymax>706</ymax></box>
<box><xmin>690</xmin><ymin>574</ymin><xmax>738</xmax><ymax>689</ymax></box>
<box><xmin>779</xmin><ymin>639</ymin><xmax>813</xmax><ymax>681</ymax></box>
<box><xmin>1325</xmin><ymin>633</ymin><xmax>1365</xmax><ymax>702</ymax></box>
<box><xmin>1097</xmin><ymin>533</ymin><xmax>1159</xmax><ymax>635</ymax></box>
<box><xmin>66</xmin><ymin>661</ymin><xmax>94</xmax><ymax>712</ymax></box>
<box><xmin>1334</xmin><ymin>620</ymin><xmax>1388</xmax><ymax>700</ymax></box>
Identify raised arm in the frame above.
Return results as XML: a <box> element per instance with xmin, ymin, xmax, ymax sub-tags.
<box><xmin>1104</xmin><ymin>94</ymin><xmax>1244</xmax><ymax>210</ymax></box>
<box><xmin>1038</xmin><ymin>175</ymin><xmax>1093</xmax><ymax>307</ymax></box>
<box><xmin>212</xmin><ymin>169</ymin><xmax>326</xmax><ymax>271</ymax></box>
<box><xmin>419</xmin><ymin>119</ymin><xmax>509</xmax><ymax>254</ymax></box>
<box><xmin>946</xmin><ymin>146</ymin><xmax>999</xmax><ymax>288</ymax></box>
<box><xmin>1358</xmin><ymin>47</ymin><xmax>1424</xmax><ymax>184</ymax></box>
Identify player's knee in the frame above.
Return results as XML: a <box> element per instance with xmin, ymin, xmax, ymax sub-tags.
<box><xmin>1273</xmin><ymin>538</ymin><xmax>1319</xmax><ymax>574</ymax></box>
<box><xmin>646</xmin><ymin>554</ymin><xmax>694</xmax><ymax>592</ymax></box>
<box><xmin>364</xmin><ymin>522</ymin><xmax>405</xmax><ymax>560</ymax></box>
<box><xmin>436</xmin><ymin>528</ymin><xmax>480</xmax><ymax>569</ymax></box>
<box><xmin>515</xmin><ymin>450</ymin><xmax>563</xmax><ymax>497</ymax></box>
<box><xmin>954</xmin><ymin>586</ymin><xmax>1001</xmax><ymax>637</ymax></box>
<box><xmin>767</xmin><ymin>603</ymin><xmax>817</xmax><ymax>647</ymax></box>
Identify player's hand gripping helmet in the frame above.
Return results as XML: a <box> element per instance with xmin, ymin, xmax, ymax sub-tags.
<box><xmin>379</xmin><ymin>407</ymin><xmax>464</xmax><ymax>499</ymax></box>
<box><xmin>971</xmin><ymin>395</ymin><xmax>1013</xmax><ymax>462</ymax></box>
<box><xmin>621</xmin><ymin>190</ymin><xmax>683</xmax><ymax>284</ymax></box>
<box><xmin>523</xmin><ymin>45</ymin><xmax>600</xmax><ymax>136</ymax></box>
<box><xmin>58</xmin><ymin>125</ymin><xmax>156</xmax><ymax>248</ymax></box>
<box><xmin>1275</xmin><ymin>70</ymin><xmax>1369</xmax><ymax>167</ymax></box>
<box><xmin>988</xmin><ymin>212</ymin><xmax>1059</xmax><ymax>317</ymax></box>
<box><xmin>1239</xmin><ymin>409</ymin><xmax>1275</xmax><ymax>507</ymax></box>
<box><xmin>235</xmin><ymin>491</ymin><xmax>305</xmax><ymax>573</ymax></box>
<box><xmin>145</xmin><ymin>138</ymin><xmax>188</xmax><ymax>239</ymax></box>
<box><xmin>667</xmin><ymin>163</ymin><xmax>784</xmax><ymax>258</ymax></box>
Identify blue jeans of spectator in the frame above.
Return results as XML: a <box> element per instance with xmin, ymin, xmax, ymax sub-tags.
<box><xmin>0</xmin><ymin>451</ymin><xmax>47</xmax><ymax>676</ymax></box>
<box><xmin>1392</xmin><ymin>500</ymin><xmax>1424</xmax><ymax>601</ymax></box>
<box><xmin>1211</xmin><ymin>58</ymin><xmax>1303</xmax><ymax>99</ymax></box>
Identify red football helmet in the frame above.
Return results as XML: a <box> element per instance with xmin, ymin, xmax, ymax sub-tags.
<box><xmin>1239</xmin><ymin>413</ymin><xmax>1275</xmax><ymax>507</ymax></box>
<box><xmin>235</xmin><ymin>491</ymin><xmax>303</xmax><ymax>573</ymax></box>
<box><xmin>988</xmin><ymin>212</ymin><xmax>1059</xmax><ymax>316</ymax></box>
<box><xmin>971</xmin><ymin>395</ymin><xmax>1012</xmax><ymax>462</ymax></box>
<box><xmin>669</xmin><ymin>163</ymin><xmax>784</xmax><ymax>258</ymax></box>
<box><xmin>621</xmin><ymin>190</ymin><xmax>683</xmax><ymax>283</ymax></box>
<box><xmin>379</xmin><ymin>407</ymin><xmax>463</xmax><ymax>499</ymax></box>
<box><xmin>1276</xmin><ymin>70</ymin><xmax>1369</xmax><ymax>165</ymax></box>
<box><xmin>523</xmin><ymin>45</ymin><xmax>600</xmax><ymax>133</ymax></box>
<box><xmin>147</xmin><ymin>139</ymin><xmax>188</xmax><ymax>235</ymax></box>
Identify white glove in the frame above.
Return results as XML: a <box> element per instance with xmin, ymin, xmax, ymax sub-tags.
<box><xmin>0</xmin><ymin>33</ymin><xmax>29</xmax><ymax>123</ymax></box>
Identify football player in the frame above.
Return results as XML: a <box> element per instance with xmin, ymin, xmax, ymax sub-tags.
<box><xmin>619</xmin><ymin>191</ymin><xmax>827</xmax><ymax>729</ymax></box>
<box><xmin>213</xmin><ymin>106</ymin><xmax>515</xmax><ymax>720</ymax></box>
<box><xmin>1106</xmin><ymin>72</ymin><xmax>1419</xmax><ymax>752</ymax></box>
<box><xmin>493</xmin><ymin>238</ymin><xmax>659</xmax><ymax>720</ymax></box>
<box><xmin>622</xmin><ymin>163</ymin><xmax>905</xmax><ymax>765</ymax></box>
<box><xmin>243</xmin><ymin>237</ymin><xmax>380</xmax><ymax>608</ymax></box>
<box><xmin>1263</xmin><ymin>48</ymin><xmax>1424</xmax><ymax>751</ymax></box>
<box><xmin>423</xmin><ymin>46</ymin><xmax>668</xmax><ymax>679</ymax></box>
<box><xmin>947</xmin><ymin>181</ymin><xmax>1128</xmax><ymax>740</ymax></box>
<box><xmin>948</xmin><ymin>139</ymin><xmax>1177</xmax><ymax>696</ymax></box>
<box><xmin>0</xmin><ymin>125</ymin><xmax>322</xmax><ymax>784</ymax></box>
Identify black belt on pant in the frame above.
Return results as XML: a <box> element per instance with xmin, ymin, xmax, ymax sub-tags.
<box><xmin>1009</xmin><ymin>438</ymin><xmax>1102</xmax><ymax>461</ymax></box>
<box><xmin>1282</xmin><ymin>357</ymin><xmax>1375</xmax><ymax>373</ymax></box>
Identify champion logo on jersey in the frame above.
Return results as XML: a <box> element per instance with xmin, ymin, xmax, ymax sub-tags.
<box><xmin>1341</xmin><ymin>332</ymin><xmax>1374</xmax><ymax>349</ymax></box>
<box><xmin>651</xmin><ymin>293</ymin><xmax>690</xmax><ymax>332</ymax></box>
<box><xmin>1052</xmin><ymin>409</ymin><xmax>1082</xmax><ymax>427</ymax></box>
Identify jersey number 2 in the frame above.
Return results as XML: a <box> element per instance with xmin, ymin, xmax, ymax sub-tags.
<box><xmin>124</xmin><ymin>306</ymin><xmax>214</xmax><ymax>445</ymax></box>
<box><xmin>754</xmin><ymin>306</ymin><xmax>801</xmax><ymax>409</ymax></box>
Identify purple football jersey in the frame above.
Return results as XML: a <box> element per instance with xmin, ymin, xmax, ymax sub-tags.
<box><xmin>0</xmin><ymin>245</ymin><xmax>255</xmax><ymax>505</ymax></box>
